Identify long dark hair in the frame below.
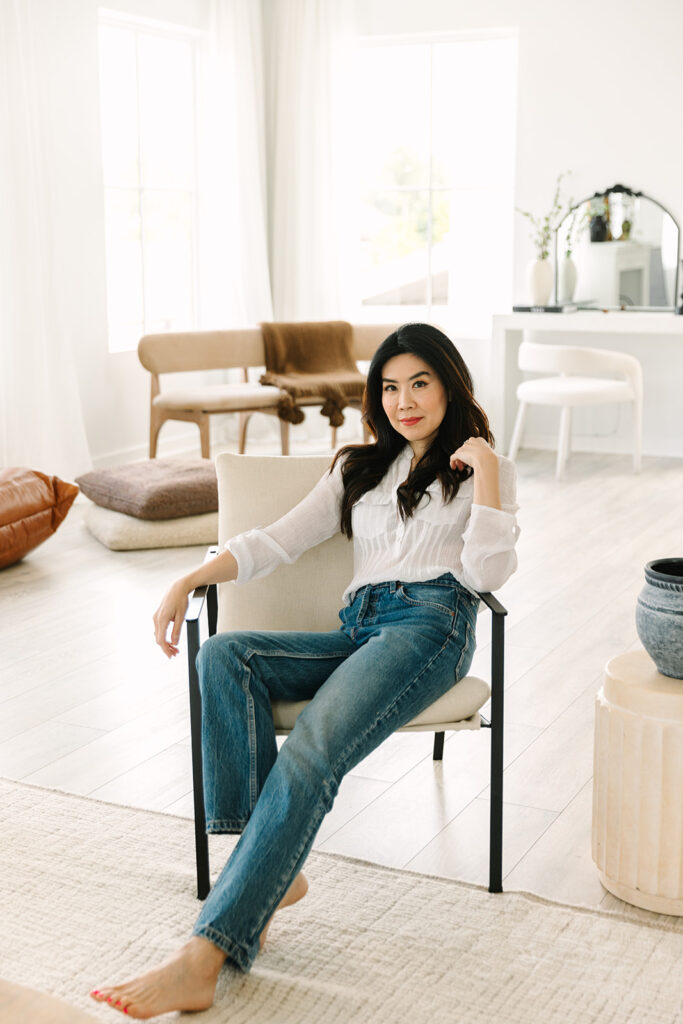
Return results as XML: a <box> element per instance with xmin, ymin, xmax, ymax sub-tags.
<box><xmin>332</xmin><ymin>323</ymin><xmax>493</xmax><ymax>538</ymax></box>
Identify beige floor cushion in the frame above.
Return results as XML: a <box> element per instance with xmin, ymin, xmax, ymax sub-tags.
<box><xmin>84</xmin><ymin>502</ymin><xmax>217</xmax><ymax>551</ymax></box>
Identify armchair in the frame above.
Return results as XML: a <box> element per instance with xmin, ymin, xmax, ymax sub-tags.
<box><xmin>185</xmin><ymin>453</ymin><xmax>507</xmax><ymax>899</ymax></box>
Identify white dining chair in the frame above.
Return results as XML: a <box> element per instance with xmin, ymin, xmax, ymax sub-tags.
<box><xmin>507</xmin><ymin>341</ymin><xmax>643</xmax><ymax>479</ymax></box>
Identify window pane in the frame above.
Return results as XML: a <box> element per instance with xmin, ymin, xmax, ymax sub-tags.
<box><xmin>351</xmin><ymin>35</ymin><xmax>517</xmax><ymax>330</ymax></box>
<box><xmin>142</xmin><ymin>190</ymin><xmax>194</xmax><ymax>330</ymax></box>
<box><xmin>353</xmin><ymin>44</ymin><xmax>430</xmax><ymax>189</ymax></box>
<box><xmin>431</xmin><ymin>191</ymin><xmax>451</xmax><ymax>305</ymax></box>
<box><xmin>432</xmin><ymin>39</ymin><xmax>517</xmax><ymax>190</ymax></box>
<box><xmin>98</xmin><ymin>26</ymin><xmax>139</xmax><ymax>186</ymax></box>
<box><xmin>138</xmin><ymin>35</ymin><xmax>195</xmax><ymax>188</ymax></box>
<box><xmin>360</xmin><ymin>188</ymin><xmax>429</xmax><ymax>305</ymax></box>
<box><xmin>103</xmin><ymin>189</ymin><xmax>143</xmax><ymax>352</ymax></box>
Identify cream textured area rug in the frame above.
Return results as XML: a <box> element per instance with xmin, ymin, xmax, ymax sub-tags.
<box><xmin>1</xmin><ymin>778</ymin><xmax>682</xmax><ymax>1024</ymax></box>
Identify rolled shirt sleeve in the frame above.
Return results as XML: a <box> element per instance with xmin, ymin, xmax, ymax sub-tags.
<box><xmin>225</xmin><ymin>458</ymin><xmax>344</xmax><ymax>584</ymax></box>
<box><xmin>459</xmin><ymin>456</ymin><xmax>520</xmax><ymax>593</ymax></box>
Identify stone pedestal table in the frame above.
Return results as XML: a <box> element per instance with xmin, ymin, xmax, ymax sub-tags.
<box><xmin>592</xmin><ymin>649</ymin><xmax>683</xmax><ymax>915</ymax></box>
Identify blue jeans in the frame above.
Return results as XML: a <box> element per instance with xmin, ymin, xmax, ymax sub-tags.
<box><xmin>192</xmin><ymin>574</ymin><xmax>478</xmax><ymax>971</ymax></box>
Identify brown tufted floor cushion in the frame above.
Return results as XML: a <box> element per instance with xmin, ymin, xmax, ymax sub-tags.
<box><xmin>76</xmin><ymin>458</ymin><xmax>218</xmax><ymax>520</ymax></box>
<box><xmin>0</xmin><ymin>468</ymin><xmax>79</xmax><ymax>569</ymax></box>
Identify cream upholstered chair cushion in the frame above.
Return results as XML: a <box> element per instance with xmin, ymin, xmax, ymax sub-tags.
<box><xmin>215</xmin><ymin>452</ymin><xmax>490</xmax><ymax>733</ymax></box>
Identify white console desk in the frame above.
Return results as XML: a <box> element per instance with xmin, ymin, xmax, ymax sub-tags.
<box><xmin>490</xmin><ymin>311</ymin><xmax>683</xmax><ymax>454</ymax></box>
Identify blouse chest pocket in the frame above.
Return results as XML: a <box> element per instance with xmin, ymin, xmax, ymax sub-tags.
<box><xmin>413</xmin><ymin>487</ymin><xmax>469</xmax><ymax>530</ymax></box>
<box><xmin>352</xmin><ymin>490</ymin><xmax>393</xmax><ymax>539</ymax></box>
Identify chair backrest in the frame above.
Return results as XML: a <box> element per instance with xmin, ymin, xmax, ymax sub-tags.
<box><xmin>215</xmin><ymin>453</ymin><xmax>353</xmax><ymax>634</ymax></box>
<box><xmin>138</xmin><ymin>329</ymin><xmax>265</xmax><ymax>375</ymax></box>
<box><xmin>518</xmin><ymin>341</ymin><xmax>643</xmax><ymax>393</ymax></box>
<box><xmin>138</xmin><ymin>324</ymin><xmax>399</xmax><ymax>376</ymax></box>
<box><xmin>351</xmin><ymin>323</ymin><xmax>398</xmax><ymax>361</ymax></box>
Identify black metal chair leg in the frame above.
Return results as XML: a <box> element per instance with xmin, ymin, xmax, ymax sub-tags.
<box><xmin>488</xmin><ymin>603</ymin><xmax>505</xmax><ymax>893</ymax></box>
<box><xmin>187</xmin><ymin>616</ymin><xmax>211</xmax><ymax>900</ymax></box>
<box><xmin>432</xmin><ymin>731</ymin><xmax>445</xmax><ymax>761</ymax></box>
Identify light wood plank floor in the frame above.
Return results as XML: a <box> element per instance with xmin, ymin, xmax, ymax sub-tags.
<box><xmin>2</xmin><ymin>445</ymin><xmax>682</xmax><ymax>930</ymax></box>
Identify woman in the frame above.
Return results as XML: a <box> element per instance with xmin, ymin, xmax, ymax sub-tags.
<box><xmin>91</xmin><ymin>323</ymin><xmax>519</xmax><ymax>1019</ymax></box>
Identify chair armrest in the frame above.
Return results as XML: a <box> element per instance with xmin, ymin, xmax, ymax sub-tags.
<box><xmin>477</xmin><ymin>591</ymin><xmax>506</xmax><ymax>730</ymax></box>
<box><xmin>478</xmin><ymin>591</ymin><xmax>507</xmax><ymax>618</ymax></box>
<box><xmin>185</xmin><ymin>546</ymin><xmax>220</xmax><ymax>649</ymax></box>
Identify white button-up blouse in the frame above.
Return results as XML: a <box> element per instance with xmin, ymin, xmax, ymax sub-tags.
<box><xmin>226</xmin><ymin>446</ymin><xmax>519</xmax><ymax>603</ymax></box>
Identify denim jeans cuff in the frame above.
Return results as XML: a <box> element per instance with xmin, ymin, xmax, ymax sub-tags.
<box><xmin>206</xmin><ymin>818</ymin><xmax>248</xmax><ymax>834</ymax></box>
<box><xmin>192</xmin><ymin>925</ymin><xmax>253</xmax><ymax>973</ymax></box>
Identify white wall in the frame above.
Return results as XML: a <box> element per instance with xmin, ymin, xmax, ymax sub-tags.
<box><xmin>61</xmin><ymin>0</ymin><xmax>683</xmax><ymax>465</ymax></box>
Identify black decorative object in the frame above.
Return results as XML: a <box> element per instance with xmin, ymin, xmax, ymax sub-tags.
<box><xmin>590</xmin><ymin>215</ymin><xmax>607</xmax><ymax>242</ymax></box>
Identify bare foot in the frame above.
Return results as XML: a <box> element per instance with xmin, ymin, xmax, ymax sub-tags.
<box><xmin>260</xmin><ymin>872</ymin><xmax>309</xmax><ymax>950</ymax></box>
<box><xmin>90</xmin><ymin>936</ymin><xmax>226</xmax><ymax>1019</ymax></box>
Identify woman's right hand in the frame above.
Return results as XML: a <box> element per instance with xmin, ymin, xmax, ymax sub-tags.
<box><xmin>153</xmin><ymin>579</ymin><xmax>191</xmax><ymax>659</ymax></box>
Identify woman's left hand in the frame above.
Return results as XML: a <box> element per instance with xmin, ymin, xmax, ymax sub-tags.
<box><xmin>450</xmin><ymin>437</ymin><xmax>501</xmax><ymax>510</ymax></box>
<box><xmin>449</xmin><ymin>436</ymin><xmax>497</xmax><ymax>472</ymax></box>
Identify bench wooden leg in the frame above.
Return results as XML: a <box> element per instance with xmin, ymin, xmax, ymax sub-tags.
<box><xmin>280</xmin><ymin>419</ymin><xmax>290</xmax><ymax>456</ymax></box>
<box><xmin>198</xmin><ymin>416</ymin><xmax>211</xmax><ymax>459</ymax></box>
<box><xmin>149</xmin><ymin>410</ymin><xmax>164</xmax><ymax>458</ymax></box>
<box><xmin>238</xmin><ymin>412</ymin><xmax>252</xmax><ymax>454</ymax></box>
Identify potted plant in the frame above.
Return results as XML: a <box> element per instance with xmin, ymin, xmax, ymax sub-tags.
<box><xmin>516</xmin><ymin>172</ymin><xmax>570</xmax><ymax>305</ymax></box>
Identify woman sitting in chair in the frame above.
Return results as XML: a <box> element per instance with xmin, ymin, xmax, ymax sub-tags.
<box><xmin>91</xmin><ymin>323</ymin><xmax>519</xmax><ymax>1019</ymax></box>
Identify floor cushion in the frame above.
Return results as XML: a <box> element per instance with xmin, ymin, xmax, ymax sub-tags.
<box><xmin>83</xmin><ymin>502</ymin><xmax>218</xmax><ymax>551</ymax></box>
<box><xmin>0</xmin><ymin>468</ymin><xmax>79</xmax><ymax>569</ymax></box>
<box><xmin>75</xmin><ymin>458</ymin><xmax>217</xmax><ymax>520</ymax></box>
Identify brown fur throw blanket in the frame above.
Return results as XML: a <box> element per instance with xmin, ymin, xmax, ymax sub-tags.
<box><xmin>260</xmin><ymin>321</ymin><xmax>366</xmax><ymax>427</ymax></box>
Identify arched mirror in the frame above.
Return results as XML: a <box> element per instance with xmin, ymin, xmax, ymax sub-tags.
<box><xmin>554</xmin><ymin>185</ymin><xmax>680</xmax><ymax>310</ymax></box>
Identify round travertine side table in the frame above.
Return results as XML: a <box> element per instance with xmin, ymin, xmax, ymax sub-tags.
<box><xmin>592</xmin><ymin>649</ymin><xmax>683</xmax><ymax>915</ymax></box>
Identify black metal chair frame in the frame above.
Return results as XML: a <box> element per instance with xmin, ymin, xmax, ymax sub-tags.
<box><xmin>185</xmin><ymin>548</ymin><xmax>506</xmax><ymax>901</ymax></box>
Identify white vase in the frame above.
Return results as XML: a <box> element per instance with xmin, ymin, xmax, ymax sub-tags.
<box><xmin>526</xmin><ymin>258</ymin><xmax>553</xmax><ymax>306</ymax></box>
<box><xmin>559</xmin><ymin>256</ymin><xmax>578</xmax><ymax>303</ymax></box>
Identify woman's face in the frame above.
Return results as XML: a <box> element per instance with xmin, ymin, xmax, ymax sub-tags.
<box><xmin>380</xmin><ymin>352</ymin><xmax>448</xmax><ymax>458</ymax></box>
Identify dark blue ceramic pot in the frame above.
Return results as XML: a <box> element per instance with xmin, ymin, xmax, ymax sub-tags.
<box><xmin>636</xmin><ymin>559</ymin><xmax>683</xmax><ymax>679</ymax></box>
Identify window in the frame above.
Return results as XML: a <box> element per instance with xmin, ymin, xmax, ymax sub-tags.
<box><xmin>351</xmin><ymin>34</ymin><xmax>518</xmax><ymax>337</ymax></box>
<box><xmin>98</xmin><ymin>11</ymin><xmax>204</xmax><ymax>353</ymax></box>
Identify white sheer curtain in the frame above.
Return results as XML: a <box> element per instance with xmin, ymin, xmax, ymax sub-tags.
<box><xmin>200</xmin><ymin>0</ymin><xmax>273</xmax><ymax>327</ymax></box>
<box><xmin>262</xmin><ymin>0</ymin><xmax>356</xmax><ymax>321</ymax></box>
<box><xmin>0</xmin><ymin>0</ymin><xmax>91</xmax><ymax>480</ymax></box>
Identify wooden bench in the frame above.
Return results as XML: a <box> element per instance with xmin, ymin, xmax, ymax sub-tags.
<box><xmin>138</xmin><ymin>324</ymin><xmax>396</xmax><ymax>458</ymax></box>
<box><xmin>0</xmin><ymin>978</ymin><xmax>99</xmax><ymax>1023</ymax></box>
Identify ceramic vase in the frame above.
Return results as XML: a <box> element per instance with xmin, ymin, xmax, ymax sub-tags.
<box><xmin>526</xmin><ymin>258</ymin><xmax>553</xmax><ymax>307</ymax></box>
<box><xmin>636</xmin><ymin>559</ymin><xmax>683</xmax><ymax>679</ymax></box>
<box><xmin>559</xmin><ymin>256</ymin><xmax>578</xmax><ymax>303</ymax></box>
